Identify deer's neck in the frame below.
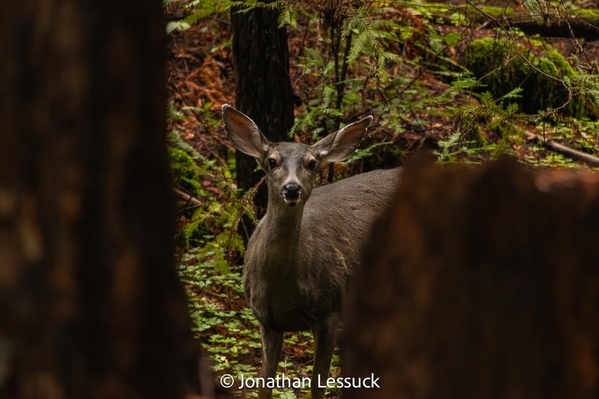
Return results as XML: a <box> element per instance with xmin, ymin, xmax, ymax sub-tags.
<box><xmin>245</xmin><ymin>193</ymin><xmax>309</xmax><ymax>278</ymax></box>
<box><xmin>262</xmin><ymin>199</ymin><xmax>304</xmax><ymax>243</ymax></box>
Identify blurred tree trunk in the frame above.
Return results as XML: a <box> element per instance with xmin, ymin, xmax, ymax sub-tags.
<box><xmin>343</xmin><ymin>157</ymin><xmax>599</xmax><ymax>399</ymax></box>
<box><xmin>230</xmin><ymin>1</ymin><xmax>295</xmax><ymax>240</ymax></box>
<box><xmin>0</xmin><ymin>1</ymin><xmax>214</xmax><ymax>398</ymax></box>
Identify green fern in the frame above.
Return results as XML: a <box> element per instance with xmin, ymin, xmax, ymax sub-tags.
<box><xmin>168</xmin><ymin>129</ymin><xmax>251</xmax><ymax>269</ymax></box>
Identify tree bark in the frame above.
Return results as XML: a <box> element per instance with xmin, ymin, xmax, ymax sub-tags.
<box><xmin>343</xmin><ymin>156</ymin><xmax>599</xmax><ymax>399</ymax></box>
<box><xmin>230</xmin><ymin>1</ymin><xmax>295</xmax><ymax>239</ymax></box>
<box><xmin>0</xmin><ymin>1</ymin><xmax>212</xmax><ymax>398</ymax></box>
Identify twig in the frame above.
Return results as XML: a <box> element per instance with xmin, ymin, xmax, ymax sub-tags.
<box><xmin>525</xmin><ymin>131</ymin><xmax>599</xmax><ymax>166</ymax></box>
<box><xmin>173</xmin><ymin>187</ymin><xmax>203</xmax><ymax>206</ymax></box>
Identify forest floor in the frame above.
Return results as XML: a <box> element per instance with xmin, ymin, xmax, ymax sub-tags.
<box><xmin>165</xmin><ymin>2</ymin><xmax>599</xmax><ymax>398</ymax></box>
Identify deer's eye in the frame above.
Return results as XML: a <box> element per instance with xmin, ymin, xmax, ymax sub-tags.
<box><xmin>268</xmin><ymin>158</ymin><xmax>278</xmax><ymax>169</ymax></box>
<box><xmin>307</xmin><ymin>160</ymin><xmax>317</xmax><ymax>171</ymax></box>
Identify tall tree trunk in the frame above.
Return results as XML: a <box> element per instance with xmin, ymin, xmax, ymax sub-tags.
<box><xmin>0</xmin><ymin>1</ymin><xmax>212</xmax><ymax>398</ymax></box>
<box><xmin>230</xmin><ymin>1</ymin><xmax>295</xmax><ymax>240</ymax></box>
<box><xmin>343</xmin><ymin>156</ymin><xmax>599</xmax><ymax>399</ymax></box>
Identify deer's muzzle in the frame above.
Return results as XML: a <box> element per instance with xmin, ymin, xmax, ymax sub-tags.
<box><xmin>282</xmin><ymin>182</ymin><xmax>302</xmax><ymax>206</ymax></box>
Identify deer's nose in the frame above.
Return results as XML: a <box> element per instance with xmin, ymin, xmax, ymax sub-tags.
<box><xmin>283</xmin><ymin>182</ymin><xmax>301</xmax><ymax>201</ymax></box>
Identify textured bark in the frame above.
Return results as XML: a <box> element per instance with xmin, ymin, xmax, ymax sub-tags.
<box><xmin>343</xmin><ymin>156</ymin><xmax>599</xmax><ymax>399</ymax></box>
<box><xmin>230</xmin><ymin>1</ymin><xmax>295</xmax><ymax>238</ymax></box>
<box><xmin>0</xmin><ymin>1</ymin><xmax>211</xmax><ymax>398</ymax></box>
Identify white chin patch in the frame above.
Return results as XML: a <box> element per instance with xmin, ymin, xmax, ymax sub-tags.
<box><xmin>283</xmin><ymin>197</ymin><xmax>299</xmax><ymax>206</ymax></box>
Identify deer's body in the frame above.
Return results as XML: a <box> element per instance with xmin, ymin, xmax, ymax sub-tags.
<box><xmin>222</xmin><ymin>105</ymin><xmax>399</xmax><ymax>399</ymax></box>
<box><xmin>244</xmin><ymin>168</ymin><xmax>399</xmax><ymax>333</ymax></box>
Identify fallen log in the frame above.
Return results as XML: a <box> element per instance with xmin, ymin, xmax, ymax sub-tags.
<box><xmin>525</xmin><ymin>131</ymin><xmax>599</xmax><ymax>167</ymax></box>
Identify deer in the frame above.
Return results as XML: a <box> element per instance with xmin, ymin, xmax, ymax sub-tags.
<box><xmin>221</xmin><ymin>104</ymin><xmax>400</xmax><ymax>399</ymax></box>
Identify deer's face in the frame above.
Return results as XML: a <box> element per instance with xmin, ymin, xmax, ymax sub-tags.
<box><xmin>262</xmin><ymin>142</ymin><xmax>321</xmax><ymax>207</ymax></box>
<box><xmin>221</xmin><ymin>104</ymin><xmax>373</xmax><ymax>209</ymax></box>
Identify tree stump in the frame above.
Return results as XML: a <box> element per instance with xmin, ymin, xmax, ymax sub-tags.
<box><xmin>343</xmin><ymin>156</ymin><xmax>599</xmax><ymax>399</ymax></box>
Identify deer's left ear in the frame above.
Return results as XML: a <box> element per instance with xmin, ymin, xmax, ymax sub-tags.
<box><xmin>311</xmin><ymin>116</ymin><xmax>373</xmax><ymax>163</ymax></box>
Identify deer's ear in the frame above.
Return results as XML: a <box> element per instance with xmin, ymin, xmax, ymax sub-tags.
<box><xmin>222</xmin><ymin>104</ymin><xmax>271</xmax><ymax>159</ymax></box>
<box><xmin>311</xmin><ymin>116</ymin><xmax>373</xmax><ymax>163</ymax></box>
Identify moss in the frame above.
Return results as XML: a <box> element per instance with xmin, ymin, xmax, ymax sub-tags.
<box><xmin>168</xmin><ymin>147</ymin><xmax>201</xmax><ymax>195</ymax></box>
<box><xmin>469</xmin><ymin>5</ymin><xmax>515</xmax><ymax>17</ymax></box>
<box><xmin>462</xmin><ymin>37</ymin><xmax>595</xmax><ymax>118</ymax></box>
<box><xmin>576</xmin><ymin>8</ymin><xmax>599</xmax><ymax>21</ymax></box>
<box><xmin>422</xmin><ymin>3</ymin><xmax>515</xmax><ymax>18</ymax></box>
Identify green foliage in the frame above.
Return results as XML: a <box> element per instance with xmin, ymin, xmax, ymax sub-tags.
<box><xmin>462</xmin><ymin>37</ymin><xmax>596</xmax><ymax>118</ymax></box>
<box><xmin>570</xmin><ymin>71</ymin><xmax>599</xmax><ymax>108</ymax></box>
<box><xmin>168</xmin><ymin>130</ymin><xmax>250</xmax><ymax>272</ymax></box>
<box><xmin>169</xmin><ymin>147</ymin><xmax>201</xmax><ymax>194</ymax></box>
<box><xmin>183</xmin><ymin>261</ymin><xmax>262</xmax><ymax>378</ymax></box>
<box><xmin>291</xmin><ymin>2</ymin><xmax>476</xmax><ymax>173</ymax></box>
<box><xmin>163</xmin><ymin>0</ymin><xmax>233</xmax><ymax>32</ymax></box>
<box><xmin>345</xmin><ymin>9</ymin><xmax>404</xmax><ymax>74</ymax></box>
<box><xmin>166</xmin><ymin>21</ymin><xmax>191</xmax><ymax>34</ymax></box>
<box><xmin>164</xmin><ymin>0</ymin><xmax>292</xmax><ymax>31</ymax></box>
<box><xmin>525</xmin><ymin>118</ymin><xmax>599</xmax><ymax>169</ymax></box>
<box><xmin>450</xmin><ymin>12</ymin><xmax>469</xmax><ymax>27</ymax></box>
<box><xmin>435</xmin><ymin>85</ymin><xmax>535</xmax><ymax>164</ymax></box>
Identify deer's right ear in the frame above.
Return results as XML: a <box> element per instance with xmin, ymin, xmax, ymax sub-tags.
<box><xmin>222</xmin><ymin>104</ymin><xmax>270</xmax><ymax>159</ymax></box>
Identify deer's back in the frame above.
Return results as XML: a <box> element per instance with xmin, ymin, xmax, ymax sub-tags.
<box><xmin>294</xmin><ymin>168</ymin><xmax>401</xmax><ymax>311</ymax></box>
<box><xmin>301</xmin><ymin>167</ymin><xmax>401</xmax><ymax>270</ymax></box>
